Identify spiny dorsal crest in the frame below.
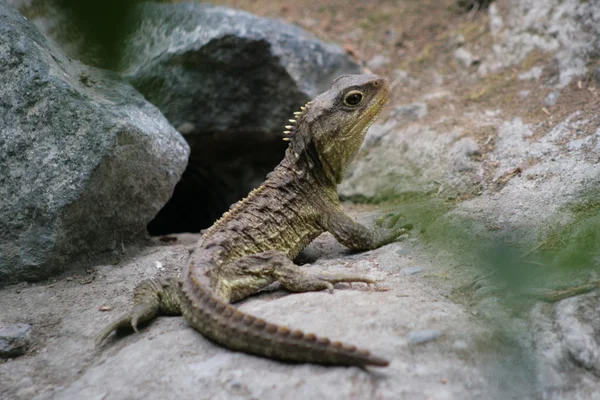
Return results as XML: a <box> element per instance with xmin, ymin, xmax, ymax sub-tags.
<box><xmin>200</xmin><ymin>185</ymin><xmax>266</xmax><ymax>243</ymax></box>
<box><xmin>282</xmin><ymin>101</ymin><xmax>312</xmax><ymax>142</ymax></box>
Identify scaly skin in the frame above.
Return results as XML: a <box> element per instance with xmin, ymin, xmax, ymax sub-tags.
<box><xmin>97</xmin><ymin>74</ymin><xmax>409</xmax><ymax>367</ymax></box>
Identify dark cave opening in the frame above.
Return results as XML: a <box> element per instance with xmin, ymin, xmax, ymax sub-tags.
<box><xmin>147</xmin><ymin>135</ymin><xmax>287</xmax><ymax>236</ymax></box>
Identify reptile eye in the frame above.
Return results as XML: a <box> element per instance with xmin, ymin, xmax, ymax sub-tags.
<box><xmin>343</xmin><ymin>90</ymin><xmax>364</xmax><ymax>107</ymax></box>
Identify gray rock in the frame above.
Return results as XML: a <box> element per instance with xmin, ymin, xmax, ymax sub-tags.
<box><xmin>488</xmin><ymin>3</ymin><xmax>504</xmax><ymax>35</ymax></box>
<box><xmin>555</xmin><ymin>293</ymin><xmax>600</xmax><ymax>376</ymax></box>
<box><xmin>526</xmin><ymin>292</ymin><xmax>600</xmax><ymax>398</ymax></box>
<box><xmin>0</xmin><ymin>324</ymin><xmax>32</xmax><ymax>357</ymax></box>
<box><xmin>389</xmin><ymin>103</ymin><xmax>428</xmax><ymax>124</ymax></box>
<box><xmin>0</xmin><ymin>2</ymin><xmax>190</xmax><ymax>284</ymax></box>
<box><xmin>450</xmin><ymin>137</ymin><xmax>480</xmax><ymax>172</ymax></box>
<box><xmin>407</xmin><ymin>330</ymin><xmax>441</xmax><ymax>344</ymax></box>
<box><xmin>119</xmin><ymin>2</ymin><xmax>363</xmax><ymax>233</ymax></box>
<box><xmin>121</xmin><ymin>3</ymin><xmax>361</xmax><ymax>138</ymax></box>
<box><xmin>479</xmin><ymin>0</ymin><xmax>600</xmax><ymax>87</ymax></box>
<box><xmin>339</xmin><ymin>124</ymin><xmax>478</xmax><ymax>201</ymax></box>
<box><xmin>368</xmin><ymin>54</ymin><xmax>391</xmax><ymax>70</ymax></box>
<box><xmin>7</xmin><ymin>0</ymin><xmax>102</xmax><ymax>66</ymax></box>
<box><xmin>446</xmin><ymin>34</ymin><xmax>466</xmax><ymax>50</ymax></box>
<box><xmin>392</xmin><ymin>69</ymin><xmax>420</xmax><ymax>89</ymax></box>
<box><xmin>0</xmin><ymin>229</ymin><xmax>501</xmax><ymax>400</ymax></box>
<box><xmin>453</xmin><ymin>47</ymin><xmax>479</xmax><ymax>68</ymax></box>
<box><xmin>518</xmin><ymin>66</ymin><xmax>543</xmax><ymax>81</ymax></box>
<box><xmin>544</xmin><ymin>91</ymin><xmax>559</xmax><ymax>107</ymax></box>
<box><xmin>402</xmin><ymin>266</ymin><xmax>423</xmax><ymax>275</ymax></box>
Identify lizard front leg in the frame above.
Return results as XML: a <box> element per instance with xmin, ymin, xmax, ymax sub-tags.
<box><xmin>322</xmin><ymin>208</ymin><xmax>410</xmax><ymax>250</ymax></box>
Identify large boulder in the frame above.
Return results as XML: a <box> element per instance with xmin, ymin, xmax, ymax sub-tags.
<box><xmin>119</xmin><ymin>3</ymin><xmax>363</xmax><ymax>234</ymax></box>
<box><xmin>0</xmin><ymin>2</ymin><xmax>190</xmax><ymax>284</ymax></box>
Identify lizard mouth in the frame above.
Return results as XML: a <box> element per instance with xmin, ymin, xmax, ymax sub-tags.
<box><xmin>334</xmin><ymin>81</ymin><xmax>389</xmax><ymax>183</ymax></box>
<box><xmin>351</xmin><ymin>81</ymin><xmax>390</xmax><ymax>140</ymax></box>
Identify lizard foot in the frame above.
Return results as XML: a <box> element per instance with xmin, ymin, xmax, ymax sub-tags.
<box><xmin>373</xmin><ymin>213</ymin><xmax>413</xmax><ymax>247</ymax></box>
<box><xmin>95</xmin><ymin>277</ymin><xmax>181</xmax><ymax>346</ymax></box>
<box><xmin>276</xmin><ymin>266</ymin><xmax>375</xmax><ymax>294</ymax></box>
<box><xmin>95</xmin><ymin>303</ymin><xmax>159</xmax><ymax>346</ymax></box>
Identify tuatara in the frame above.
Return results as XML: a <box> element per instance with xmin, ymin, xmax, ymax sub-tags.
<box><xmin>98</xmin><ymin>74</ymin><xmax>408</xmax><ymax>367</ymax></box>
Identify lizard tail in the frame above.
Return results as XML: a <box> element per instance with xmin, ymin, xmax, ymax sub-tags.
<box><xmin>180</xmin><ymin>273</ymin><xmax>389</xmax><ymax>367</ymax></box>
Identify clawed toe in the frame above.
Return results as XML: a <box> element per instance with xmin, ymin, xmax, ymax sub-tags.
<box><xmin>323</xmin><ymin>281</ymin><xmax>335</xmax><ymax>293</ymax></box>
<box><xmin>317</xmin><ymin>274</ymin><xmax>376</xmax><ymax>294</ymax></box>
<box><xmin>96</xmin><ymin>303</ymin><xmax>158</xmax><ymax>346</ymax></box>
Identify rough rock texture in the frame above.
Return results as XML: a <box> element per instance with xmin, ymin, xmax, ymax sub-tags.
<box><xmin>443</xmin><ymin>115</ymin><xmax>600</xmax><ymax>247</ymax></box>
<box><xmin>339</xmin><ymin>119</ymin><xmax>482</xmax><ymax>200</ymax></box>
<box><xmin>6</xmin><ymin>0</ymin><xmax>129</xmax><ymax>67</ymax></box>
<box><xmin>480</xmin><ymin>0</ymin><xmax>600</xmax><ymax>87</ymax></box>
<box><xmin>118</xmin><ymin>2</ymin><xmax>363</xmax><ymax>234</ymax></box>
<box><xmin>0</xmin><ymin>2</ymin><xmax>190</xmax><ymax>284</ymax></box>
<box><xmin>1</xmin><ymin>0</ymin><xmax>599</xmax><ymax>398</ymax></box>
<box><xmin>527</xmin><ymin>292</ymin><xmax>600</xmax><ymax>398</ymax></box>
<box><xmin>0</xmin><ymin>324</ymin><xmax>32</xmax><ymax>357</ymax></box>
<box><xmin>333</xmin><ymin>0</ymin><xmax>600</xmax><ymax>397</ymax></box>
<box><xmin>0</xmin><ymin>220</ymin><xmax>531</xmax><ymax>400</ymax></box>
<box><xmin>121</xmin><ymin>2</ymin><xmax>361</xmax><ymax>141</ymax></box>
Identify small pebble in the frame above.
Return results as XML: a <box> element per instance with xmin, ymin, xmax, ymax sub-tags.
<box><xmin>368</xmin><ymin>54</ymin><xmax>391</xmax><ymax>70</ymax></box>
<box><xmin>0</xmin><ymin>324</ymin><xmax>33</xmax><ymax>358</ymax></box>
<box><xmin>402</xmin><ymin>266</ymin><xmax>423</xmax><ymax>275</ymax></box>
<box><xmin>453</xmin><ymin>47</ymin><xmax>479</xmax><ymax>68</ymax></box>
<box><xmin>544</xmin><ymin>91</ymin><xmax>559</xmax><ymax>107</ymax></box>
<box><xmin>390</xmin><ymin>102</ymin><xmax>428</xmax><ymax>124</ymax></box>
<box><xmin>395</xmin><ymin>248</ymin><xmax>409</xmax><ymax>255</ymax></box>
<box><xmin>519</xmin><ymin>90</ymin><xmax>530</xmax><ymax>98</ymax></box>
<box><xmin>407</xmin><ymin>329</ymin><xmax>441</xmax><ymax>344</ymax></box>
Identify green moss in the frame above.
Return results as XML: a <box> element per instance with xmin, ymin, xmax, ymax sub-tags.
<box><xmin>346</xmin><ymin>193</ymin><xmax>455</xmax><ymax>237</ymax></box>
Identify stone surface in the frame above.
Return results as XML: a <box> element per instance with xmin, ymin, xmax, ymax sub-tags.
<box><xmin>544</xmin><ymin>91</ymin><xmax>559</xmax><ymax>107</ymax></box>
<box><xmin>334</xmin><ymin>3</ymin><xmax>600</xmax><ymax>396</ymax></box>
<box><xmin>120</xmin><ymin>2</ymin><xmax>363</xmax><ymax>234</ymax></box>
<box><xmin>0</xmin><ymin>221</ymin><xmax>525</xmax><ymax>400</ymax></box>
<box><xmin>0</xmin><ymin>324</ymin><xmax>32</xmax><ymax>357</ymax></box>
<box><xmin>446</xmin><ymin>116</ymin><xmax>600</xmax><ymax>249</ymax></box>
<box><xmin>407</xmin><ymin>330</ymin><xmax>442</xmax><ymax>344</ymax></box>
<box><xmin>389</xmin><ymin>102</ymin><xmax>428</xmax><ymax>124</ymax></box>
<box><xmin>453</xmin><ymin>47</ymin><xmax>478</xmax><ymax>68</ymax></box>
<box><xmin>6</xmin><ymin>0</ymin><xmax>130</xmax><ymax>68</ymax></box>
<box><xmin>0</xmin><ymin>2</ymin><xmax>190</xmax><ymax>284</ymax></box>
<box><xmin>120</xmin><ymin>2</ymin><xmax>361</xmax><ymax>137</ymax></box>
<box><xmin>1</xmin><ymin>0</ymin><xmax>599</xmax><ymax>398</ymax></box>
<box><xmin>479</xmin><ymin>1</ymin><xmax>600</xmax><ymax>87</ymax></box>
<box><xmin>339</xmin><ymin>122</ymin><xmax>480</xmax><ymax>201</ymax></box>
<box><xmin>402</xmin><ymin>266</ymin><xmax>423</xmax><ymax>275</ymax></box>
<box><xmin>368</xmin><ymin>54</ymin><xmax>391</xmax><ymax>70</ymax></box>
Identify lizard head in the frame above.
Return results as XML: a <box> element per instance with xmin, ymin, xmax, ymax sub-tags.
<box><xmin>286</xmin><ymin>74</ymin><xmax>389</xmax><ymax>185</ymax></box>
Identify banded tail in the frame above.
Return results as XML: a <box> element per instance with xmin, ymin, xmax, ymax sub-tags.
<box><xmin>180</xmin><ymin>272</ymin><xmax>389</xmax><ymax>367</ymax></box>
